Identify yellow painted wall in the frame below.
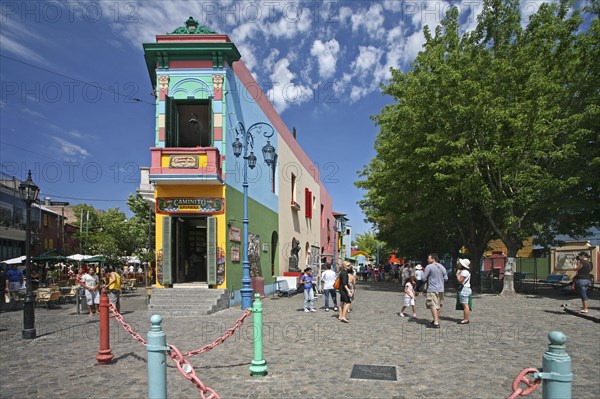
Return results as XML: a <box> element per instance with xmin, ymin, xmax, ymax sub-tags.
<box><xmin>484</xmin><ymin>237</ymin><xmax>534</xmax><ymax>258</ymax></box>
<box><xmin>154</xmin><ymin>184</ymin><xmax>227</xmax><ymax>289</ymax></box>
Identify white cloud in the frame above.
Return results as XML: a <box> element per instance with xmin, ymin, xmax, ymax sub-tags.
<box><xmin>382</xmin><ymin>0</ymin><xmax>404</xmax><ymax>13</ymax></box>
<box><xmin>266</xmin><ymin>58</ymin><xmax>313</xmax><ymax>113</ymax></box>
<box><xmin>51</xmin><ymin>137</ymin><xmax>90</xmax><ymax>160</ymax></box>
<box><xmin>310</xmin><ymin>39</ymin><xmax>340</xmax><ymax>79</ymax></box>
<box><xmin>264</xmin><ymin>7</ymin><xmax>313</xmax><ymax>40</ymax></box>
<box><xmin>0</xmin><ymin>34</ymin><xmax>47</xmax><ymax>65</ymax></box>
<box><xmin>21</xmin><ymin>108</ymin><xmax>45</xmax><ymax>119</ymax></box>
<box><xmin>349</xmin><ymin>4</ymin><xmax>386</xmax><ymax>39</ymax></box>
<box><xmin>351</xmin><ymin>46</ymin><xmax>384</xmax><ymax>77</ymax></box>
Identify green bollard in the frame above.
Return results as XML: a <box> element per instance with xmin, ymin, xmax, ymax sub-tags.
<box><xmin>249</xmin><ymin>293</ymin><xmax>268</xmax><ymax>376</ymax></box>
<box><xmin>536</xmin><ymin>331</ymin><xmax>572</xmax><ymax>399</ymax></box>
<box><xmin>147</xmin><ymin>314</ymin><xmax>168</xmax><ymax>399</ymax></box>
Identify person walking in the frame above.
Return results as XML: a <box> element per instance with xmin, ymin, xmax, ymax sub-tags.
<box><xmin>106</xmin><ymin>267</ymin><xmax>121</xmax><ymax>313</ymax></box>
<box><xmin>399</xmin><ymin>275</ymin><xmax>417</xmax><ymax>318</ymax></box>
<box><xmin>80</xmin><ymin>267</ymin><xmax>100</xmax><ymax>317</ymax></box>
<box><xmin>6</xmin><ymin>264</ymin><xmax>23</xmax><ymax>302</ymax></box>
<box><xmin>347</xmin><ymin>268</ymin><xmax>356</xmax><ymax>312</ymax></box>
<box><xmin>422</xmin><ymin>253</ymin><xmax>448</xmax><ymax>328</ymax></box>
<box><xmin>573</xmin><ymin>252</ymin><xmax>593</xmax><ymax>313</ymax></box>
<box><xmin>1</xmin><ymin>266</ymin><xmax>8</xmax><ymax>312</ymax></box>
<box><xmin>456</xmin><ymin>258</ymin><xmax>472</xmax><ymax>324</ymax></box>
<box><xmin>320</xmin><ymin>264</ymin><xmax>338</xmax><ymax>311</ymax></box>
<box><xmin>301</xmin><ymin>267</ymin><xmax>316</xmax><ymax>313</ymax></box>
<box><xmin>338</xmin><ymin>261</ymin><xmax>352</xmax><ymax>323</ymax></box>
<box><xmin>415</xmin><ymin>264</ymin><xmax>424</xmax><ymax>295</ymax></box>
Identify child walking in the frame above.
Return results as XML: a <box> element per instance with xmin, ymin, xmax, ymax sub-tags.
<box><xmin>301</xmin><ymin>267</ymin><xmax>316</xmax><ymax>312</ymax></box>
<box><xmin>400</xmin><ymin>276</ymin><xmax>417</xmax><ymax>318</ymax></box>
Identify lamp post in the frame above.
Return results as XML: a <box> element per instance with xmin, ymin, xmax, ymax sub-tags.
<box><xmin>232</xmin><ymin>121</ymin><xmax>276</xmax><ymax>310</ymax></box>
<box><xmin>19</xmin><ymin>170</ymin><xmax>40</xmax><ymax>339</ymax></box>
<box><xmin>333</xmin><ymin>223</ymin><xmax>338</xmax><ymax>272</ymax></box>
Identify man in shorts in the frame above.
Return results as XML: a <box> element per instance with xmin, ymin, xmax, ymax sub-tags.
<box><xmin>106</xmin><ymin>267</ymin><xmax>121</xmax><ymax>313</ymax></box>
<box><xmin>80</xmin><ymin>267</ymin><xmax>100</xmax><ymax>316</ymax></box>
<box><xmin>6</xmin><ymin>264</ymin><xmax>23</xmax><ymax>301</ymax></box>
<box><xmin>422</xmin><ymin>253</ymin><xmax>448</xmax><ymax>328</ymax></box>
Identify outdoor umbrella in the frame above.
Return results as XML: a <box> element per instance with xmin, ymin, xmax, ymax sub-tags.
<box><xmin>1</xmin><ymin>255</ymin><xmax>26</xmax><ymax>265</ymax></box>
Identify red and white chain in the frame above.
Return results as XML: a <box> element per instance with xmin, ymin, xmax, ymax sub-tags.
<box><xmin>108</xmin><ymin>304</ymin><xmax>253</xmax><ymax>398</ymax></box>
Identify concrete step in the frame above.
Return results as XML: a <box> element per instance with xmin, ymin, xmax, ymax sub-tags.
<box><xmin>148</xmin><ymin>288</ymin><xmax>230</xmax><ymax>316</ymax></box>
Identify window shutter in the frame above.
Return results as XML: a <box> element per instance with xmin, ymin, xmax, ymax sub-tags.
<box><xmin>207</xmin><ymin>216</ymin><xmax>217</xmax><ymax>285</ymax></box>
<box><xmin>161</xmin><ymin>216</ymin><xmax>172</xmax><ymax>285</ymax></box>
<box><xmin>305</xmin><ymin>188</ymin><xmax>310</xmax><ymax>218</ymax></box>
<box><xmin>165</xmin><ymin>96</ymin><xmax>178</xmax><ymax>147</ymax></box>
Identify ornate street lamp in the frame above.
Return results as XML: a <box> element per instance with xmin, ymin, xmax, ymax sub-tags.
<box><xmin>232</xmin><ymin>121</ymin><xmax>276</xmax><ymax>310</ymax></box>
<box><xmin>19</xmin><ymin>170</ymin><xmax>40</xmax><ymax>339</ymax></box>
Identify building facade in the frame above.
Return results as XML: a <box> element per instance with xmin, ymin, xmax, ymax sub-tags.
<box><xmin>0</xmin><ymin>175</ymin><xmax>78</xmax><ymax>261</ymax></box>
<box><xmin>143</xmin><ymin>18</ymin><xmax>337</xmax><ymax>298</ymax></box>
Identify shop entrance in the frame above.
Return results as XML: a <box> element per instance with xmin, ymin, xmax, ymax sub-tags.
<box><xmin>173</xmin><ymin>216</ymin><xmax>207</xmax><ymax>283</ymax></box>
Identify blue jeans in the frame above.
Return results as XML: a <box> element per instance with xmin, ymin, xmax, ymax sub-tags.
<box><xmin>575</xmin><ymin>279</ymin><xmax>590</xmax><ymax>301</ymax></box>
<box><xmin>323</xmin><ymin>288</ymin><xmax>337</xmax><ymax>308</ymax></box>
<box><xmin>303</xmin><ymin>288</ymin><xmax>314</xmax><ymax>310</ymax></box>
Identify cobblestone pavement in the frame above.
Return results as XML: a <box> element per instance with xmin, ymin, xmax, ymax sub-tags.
<box><xmin>0</xmin><ymin>281</ymin><xmax>598</xmax><ymax>399</ymax></box>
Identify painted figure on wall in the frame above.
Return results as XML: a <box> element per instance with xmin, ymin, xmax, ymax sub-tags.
<box><xmin>249</xmin><ymin>234</ymin><xmax>261</xmax><ymax>277</ymax></box>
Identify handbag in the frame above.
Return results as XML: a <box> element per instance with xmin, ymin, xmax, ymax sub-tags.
<box><xmin>457</xmin><ymin>283</ymin><xmax>464</xmax><ymax>292</ymax></box>
<box><xmin>333</xmin><ymin>277</ymin><xmax>341</xmax><ymax>290</ymax></box>
<box><xmin>455</xmin><ymin>293</ymin><xmax>473</xmax><ymax>311</ymax></box>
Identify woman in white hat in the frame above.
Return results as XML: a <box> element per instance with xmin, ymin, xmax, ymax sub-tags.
<box><xmin>456</xmin><ymin>259</ymin><xmax>472</xmax><ymax>324</ymax></box>
<box><xmin>414</xmin><ymin>264</ymin><xmax>424</xmax><ymax>295</ymax></box>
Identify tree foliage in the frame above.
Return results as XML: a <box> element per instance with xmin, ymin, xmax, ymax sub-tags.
<box><xmin>357</xmin><ymin>0</ymin><xmax>599</xmax><ymax>293</ymax></box>
<box><xmin>70</xmin><ymin>194</ymin><xmax>155</xmax><ymax>265</ymax></box>
<box><xmin>354</xmin><ymin>231</ymin><xmax>380</xmax><ymax>260</ymax></box>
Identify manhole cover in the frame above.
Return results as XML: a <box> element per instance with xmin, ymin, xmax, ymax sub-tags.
<box><xmin>350</xmin><ymin>364</ymin><xmax>397</xmax><ymax>381</ymax></box>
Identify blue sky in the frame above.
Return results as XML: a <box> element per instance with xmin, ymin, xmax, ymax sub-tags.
<box><xmin>0</xmin><ymin>0</ymin><xmax>574</xmax><ymax>238</ymax></box>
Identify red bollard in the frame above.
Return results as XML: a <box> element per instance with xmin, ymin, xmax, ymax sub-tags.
<box><xmin>96</xmin><ymin>288</ymin><xmax>114</xmax><ymax>365</ymax></box>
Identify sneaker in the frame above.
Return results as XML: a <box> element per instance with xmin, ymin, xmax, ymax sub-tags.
<box><xmin>324</xmin><ymin>308</ymin><xmax>329</xmax><ymax>312</ymax></box>
<box><xmin>304</xmin><ymin>309</ymin><xmax>309</xmax><ymax>313</ymax></box>
<box><xmin>412</xmin><ymin>314</ymin><xmax>417</xmax><ymax>318</ymax></box>
<box><xmin>310</xmin><ymin>309</ymin><xmax>316</xmax><ymax>312</ymax></box>
<box><xmin>333</xmin><ymin>307</ymin><xmax>338</xmax><ymax>311</ymax></box>
<box><xmin>399</xmin><ymin>313</ymin><xmax>405</xmax><ymax>317</ymax></box>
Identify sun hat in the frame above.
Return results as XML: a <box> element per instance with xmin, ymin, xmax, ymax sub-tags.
<box><xmin>458</xmin><ymin>258</ymin><xmax>470</xmax><ymax>269</ymax></box>
<box><xmin>415</xmin><ymin>264</ymin><xmax>423</xmax><ymax>270</ymax></box>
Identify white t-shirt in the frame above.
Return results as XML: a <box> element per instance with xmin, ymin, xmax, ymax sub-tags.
<box><xmin>404</xmin><ymin>282</ymin><xmax>415</xmax><ymax>298</ymax></box>
<box><xmin>321</xmin><ymin>269</ymin><xmax>337</xmax><ymax>290</ymax></box>
<box><xmin>415</xmin><ymin>270</ymin><xmax>423</xmax><ymax>281</ymax></box>
<box><xmin>81</xmin><ymin>273</ymin><xmax>99</xmax><ymax>290</ymax></box>
<box><xmin>459</xmin><ymin>270</ymin><xmax>471</xmax><ymax>288</ymax></box>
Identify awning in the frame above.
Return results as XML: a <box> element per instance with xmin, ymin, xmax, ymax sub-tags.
<box><xmin>66</xmin><ymin>254</ymin><xmax>93</xmax><ymax>261</ymax></box>
<box><xmin>1</xmin><ymin>255</ymin><xmax>26</xmax><ymax>265</ymax></box>
<box><xmin>82</xmin><ymin>255</ymin><xmax>107</xmax><ymax>263</ymax></box>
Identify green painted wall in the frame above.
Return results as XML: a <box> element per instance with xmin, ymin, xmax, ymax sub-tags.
<box><xmin>225</xmin><ymin>187</ymin><xmax>279</xmax><ymax>290</ymax></box>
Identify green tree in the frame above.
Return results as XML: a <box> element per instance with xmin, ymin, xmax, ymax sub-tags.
<box><xmin>358</xmin><ymin>0</ymin><xmax>599</xmax><ymax>295</ymax></box>
<box><xmin>354</xmin><ymin>231</ymin><xmax>380</xmax><ymax>261</ymax></box>
<box><xmin>126</xmin><ymin>193</ymin><xmax>155</xmax><ymax>264</ymax></box>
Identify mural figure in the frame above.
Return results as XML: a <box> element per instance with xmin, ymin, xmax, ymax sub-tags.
<box><xmin>249</xmin><ymin>234</ymin><xmax>261</xmax><ymax>277</ymax></box>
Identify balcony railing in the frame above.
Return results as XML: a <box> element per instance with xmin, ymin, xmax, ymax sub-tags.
<box><xmin>149</xmin><ymin>147</ymin><xmax>223</xmax><ymax>184</ymax></box>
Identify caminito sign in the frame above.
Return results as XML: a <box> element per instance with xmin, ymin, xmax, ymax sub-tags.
<box><xmin>156</xmin><ymin>197</ymin><xmax>224</xmax><ymax>214</ymax></box>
